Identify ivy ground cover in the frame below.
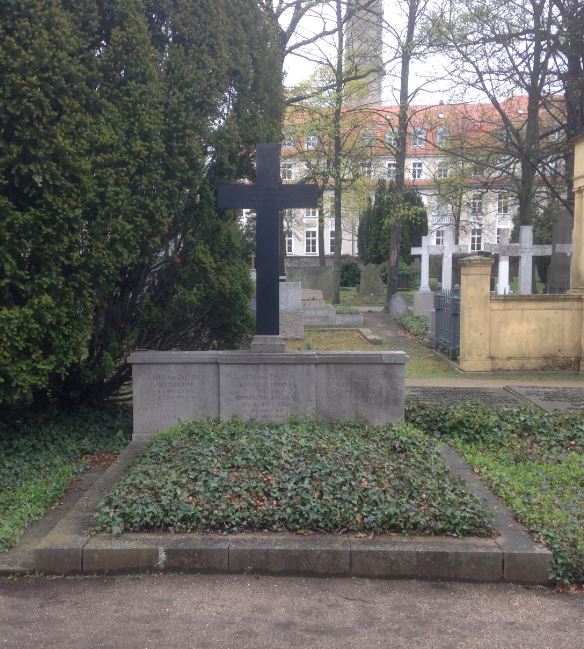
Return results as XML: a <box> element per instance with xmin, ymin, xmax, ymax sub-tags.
<box><xmin>0</xmin><ymin>405</ymin><xmax>132</xmax><ymax>552</ymax></box>
<box><xmin>407</xmin><ymin>402</ymin><xmax>584</xmax><ymax>585</ymax></box>
<box><xmin>93</xmin><ymin>420</ymin><xmax>493</xmax><ymax>538</ymax></box>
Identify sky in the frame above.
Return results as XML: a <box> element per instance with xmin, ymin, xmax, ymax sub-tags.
<box><xmin>282</xmin><ymin>0</ymin><xmax>475</xmax><ymax>107</ymax></box>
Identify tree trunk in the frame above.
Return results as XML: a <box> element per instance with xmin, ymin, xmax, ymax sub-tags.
<box><xmin>332</xmin><ymin>0</ymin><xmax>344</xmax><ymax>304</ymax></box>
<box><xmin>386</xmin><ymin>0</ymin><xmax>417</xmax><ymax>309</ymax></box>
<box><xmin>318</xmin><ymin>188</ymin><xmax>326</xmax><ymax>266</ymax></box>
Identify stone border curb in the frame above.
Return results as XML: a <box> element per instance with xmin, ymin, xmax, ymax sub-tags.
<box><xmin>27</xmin><ymin>440</ymin><xmax>552</xmax><ymax>584</ymax></box>
<box><xmin>358</xmin><ymin>328</ymin><xmax>382</xmax><ymax>345</ymax></box>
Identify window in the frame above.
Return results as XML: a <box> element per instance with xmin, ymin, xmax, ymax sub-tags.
<box><xmin>281</xmin><ymin>163</ymin><xmax>293</xmax><ymax>180</ymax></box>
<box><xmin>385</xmin><ymin>130</ymin><xmax>397</xmax><ymax>147</ymax></box>
<box><xmin>436</xmin><ymin>162</ymin><xmax>449</xmax><ymax>179</ymax></box>
<box><xmin>497</xmin><ymin>192</ymin><xmax>509</xmax><ymax>214</ymax></box>
<box><xmin>282</xmin><ymin>134</ymin><xmax>294</xmax><ymax>148</ymax></box>
<box><xmin>435</xmin><ymin>229</ymin><xmax>444</xmax><ymax>245</ymax></box>
<box><xmin>360</xmin><ymin>129</ymin><xmax>375</xmax><ymax>146</ymax></box>
<box><xmin>411</xmin><ymin>161</ymin><xmax>423</xmax><ymax>180</ymax></box>
<box><xmin>433</xmin><ymin>201</ymin><xmax>451</xmax><ymax>225</ymax></box>
<box><xmin>471</xmin><ymin>193</ymin><xmax>483</xmax><ymax>216</ymax></box>
<box><xmin>470</xmin><ymin>228</ymin><xmax>483</xmax><ymax>251</ymax></box>
<box><xmin>411</xmin><ymin>128</ymin><xmax>426</xmax><ymax>147</ymax></box>
<box><xmin>472</xmin><ymin>164</ymin><xmax>485</xmax><ymax>178</ymax></box>
<box><xmin>436</xmin><ymin>127</ymin><xmax>449</xmax><ymax>146</ymax></box>
<box><xmin>305</xmin><ymin>229</ymin><xmax>317</xmax><ymax>254</ymax></box>
<box><xmin>363</xmin><ymin>160</ymin><xmax>373</xmax><ymax>179</ymax></box>
<box><xmin>329</xmin><ymin>230</ymin><xmax>336</xmax><ymax>254</ymax></box>
<box><xmin>285</xmin><ymin>234</ymin><xmax>293</xmax><ymax>255</ymax></box>
<box><xmin>305</xmin><ymin>208</ymin><xmax>318</xmax><ymax>219</ymax></box>
<box><xmin>387</xmin><ymin>161</ymin><xmax>396</xmax><ymax>180</ymax></box>
<box><xmin>306</xmin><ymin>134</ymin><xmax>318</xmax><ymax>148</ymax></box>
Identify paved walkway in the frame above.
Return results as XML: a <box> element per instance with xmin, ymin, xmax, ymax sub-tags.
<box><xmin>1</xmin><ymin>574</ymin><xmax>582</xmax><ymax>649</ymax></box>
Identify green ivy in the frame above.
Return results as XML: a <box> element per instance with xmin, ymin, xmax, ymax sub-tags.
<box><xmin>406</xmin><ymin>401</ymin><xmax>584</xmax><ymax>584</ymax></box>
<box><xmin>398</xmin><ymin>313</ymin><xmax>429</xmax><ymax>340</ymax></box>
<box><xmin>93</xmin><ymin>420</ymin><xmax>493</xmax><ymax>538</ymax></box>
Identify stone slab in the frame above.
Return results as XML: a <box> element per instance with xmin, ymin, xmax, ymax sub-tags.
<box><xmin>359</xmin><ymin>328</ymin><xmax>382</xmax><ymax>345</ymax></box>
<box><xmin>350</xmin><ymin>537</ymin><xmax>503</xmax><ymax>581</ymax></box>
<box><xmin>388</xmin><ymin>293</ymin><xmax>408</xmax><ymax>318</ymax></box>
<box><xmin>229</xmin><ymin>537</ymin><xmax>351</xmax><ymax>576</ymax></box>
<box><xmin>407</xmin><ymin>387</ymin><xmax>525</xmax><ymax>407</ymax></box>
<box><xmin>413</xmin><ymin>290</ymin><xmax>434</xmax><ymax>318</ymax></box>
<box><xmin>129</xmin><ymin>351</ymin><xmax>409</xmax><ymax>438</ymax></box>
<box><xmin>316</xmin><ymin>355</ymin><xmax>407</xmax><ymax>423</ymax></box>
<box><xmin>83</xmin><ymin>535</ymin><xmax>229</xmax><ymax>574</ymax></box>
<box><xmin>504</xmin><ymin>385</ymin><xmax>584</xmax><ymax>411</ymax></box>
<box><xmin>220</xmin><ymin>361</ymin><xmax>315</xmax><ymax>422</ymax></box>
<box><xmin>132</xmin><ymin>362</ymin><xmax>219</xmax><ymax>436</ymax></box>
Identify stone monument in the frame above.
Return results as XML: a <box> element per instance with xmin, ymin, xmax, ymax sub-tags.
<box><xmin>129</xmin><ymin>144</ymin><xmax>409</xmax><ymax>438</ymax></box>
<box><xmin>358</xmin><ymin>263</ymin><xmax>385</xmax><ymax>298</ymax></box>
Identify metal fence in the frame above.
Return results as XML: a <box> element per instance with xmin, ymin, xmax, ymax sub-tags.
<box><xmin>433</xmin><ymin>286</ymin><xmax>460</xmax><ymax>360</ymax></box>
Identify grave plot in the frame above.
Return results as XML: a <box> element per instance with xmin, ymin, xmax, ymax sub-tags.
<box><xmin>407</xmin><ymin>387</ymin><xmax>525</xmax><ymax>408</ymax></box>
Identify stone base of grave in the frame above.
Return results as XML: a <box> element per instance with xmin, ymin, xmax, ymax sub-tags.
<box><xmin>250</xmin><ymin>335</ymin><xmax>285</xmax><ymax>353</ymax></box>
<box><xmin>128</xmin><ymin>350</ymin><xmax>409</xmax><ymax>439</ymax></box>
<box><xmin>413</xmin><ymin>290</ymin><xmax>434</xmax><ymax>318</ymax></box>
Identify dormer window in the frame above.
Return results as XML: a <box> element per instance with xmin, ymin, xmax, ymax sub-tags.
<box><xmin>412</xmin><ymin>128</ymin><xmax>426</xmax><ymax>147</ymax></box>
<box><xmin>282</xmin><ymin>134</ymin><xmax>294</xmax><ymax>148</ymax></box>
<box><xmin>360</xmin><ymin>129</ymin><xmax>375</xmax><ymax>146</ymax></box>
<box><xmin>436</xmin><ymin>127</ymin><xmax>449</xmax><ymax>146</ymax></box>
<box><xmin>385</xmin><ymin>130</ymin><xmax>397</xmax><ymax>147</ymax></box>
<box><xmin>306</xmin><ymin>134</ymin><xmax>318</xmax><ymax>148</ymax></box>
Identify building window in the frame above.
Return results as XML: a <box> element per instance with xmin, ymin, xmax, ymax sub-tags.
<box><xmin>433</xmin><ymin>201</ymin><xmax>451</xmax><ymax>225</ymax></box>
<box><xmin>436</xmin><ymin>162</ymin><xmax>449</xmax><ymax>179</ymax></box>
<box><xmin>470</xmin><ymin>228</ymin><xmax>483</xmax><ymax>251</ymax></box>
<box><xmin>471</xmin><ymin>193</ymin><xmax>483</xmax><ymax>215</ymax></box>
<box><xmin>363</xmin><ymin>160</ymin><xmax>373</xmax><ymax>179</ymax></box>
<box><xmin>387</xmin><ymin>161</ymin><xmax>396</xmax><ymax>180</ymax></box>
<box><xmin>436</xmin><ymin>127</ymin><xmax>449</xmax><ymax>146</ymax></box>
<box><xmin>282</xmin><ymin>134</ymin><xmax>294</xmax><ymax>148</ymax></box>
<box><xmin>385</xmin><ymin>130</ymin><xmax>397</xmax><ymax>147</ymax></box>
<box><xmin>305</xmin><ymin>229</ymin><xmax>317</xmax><ymax>254</ymax></box>
<box><xmin>497</xmin><ymin>192</ymin><xmax>509</xmax><ymax>214</ymax></box>
<box><xmin>329</xmin><ymin>230</ymin><xmax>336</xmax><ymax>254</ymax></box>
<box><xmin>285</xmin><ymin>234</ymin><xmax>293</xmax><ymax>255</ymax></box>
<box><xmin>412</xmin><ymin>161</ymin><xmax>423</xmax><ymax>180</ymax></box>
<box><xmin>306</xmin><ymin>134</ymin><xmax>318</xmax><ymax>148</ymax></box>
<box><xmin>412</xmin><ymin>128</ymin><xmax>426</xmax><ymax>147</ymax></box>
<box><xmin>360</xmin><ymin>129</ymin><xmax>375</xmax><ymax>146</ymax></box>
<box><xmin>281</xmin><ymin>163</ymin><xmax>293</xmax><ymax>180</ymax></box>
<box><xmin>472</xmin><ymin>164</ymin><xmax>485</xmax><ymax>178</ymax></box>
<box><xmin>305</xmin><ymin>208</ymin><xmax>318</xmax><ymax>219</ymax></box>
<box><xmin>435</xmin><ymin>229</ymin><xmax>444</xmax><ymax>245</ymax></box>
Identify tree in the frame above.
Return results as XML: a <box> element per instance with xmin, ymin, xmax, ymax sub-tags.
<box><xmin>358</xmin><ymin>180</ymin><xmax>427</xmax><ymax>265</ymax></box>
<box><xmin>0</xmin><ymin>0</ymin><xmax>282</xmax><ymax>406</ymax></box>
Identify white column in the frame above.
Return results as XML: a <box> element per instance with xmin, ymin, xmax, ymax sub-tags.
<box><xmin>441</xmin><ymin>229</ymin><xmax>453</xmax><ymax>290</ymax></box>
<box><xmin>518</xmin><ymin>225</ymin><xmax>533</xmax><ymax>294</ymax></box>
<box><xmin>420</xmin><ymin>235</ymin><xmax>430</xmax><ymax>291</ymax></box>
<box><xmin>497</xmin><ymin>229</ymin><xmax>510</xmax><ymax>295</ymax></box>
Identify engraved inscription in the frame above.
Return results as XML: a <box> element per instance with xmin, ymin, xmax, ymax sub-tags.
<box><xmin>152</xmin><ymin>371</ymin><xmax>202</xmax><ymax>401</ymax></box>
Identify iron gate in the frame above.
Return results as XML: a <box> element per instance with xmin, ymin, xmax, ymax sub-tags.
<box><xmin>433</xmin><ymin>286</ymin><xmax>460</xmax><ymax>360</ymax></box>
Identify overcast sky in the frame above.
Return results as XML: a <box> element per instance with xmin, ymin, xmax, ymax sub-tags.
<box><xmin>282</xmin><ymin>0</ymin><xmax>473</xmax><ymax>106</ymax></box>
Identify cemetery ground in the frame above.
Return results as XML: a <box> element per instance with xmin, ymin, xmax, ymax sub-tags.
<box><xmin>1</xmin><ymin>310</ymin><xmax>583</xmax><ymax>588</ymax></box>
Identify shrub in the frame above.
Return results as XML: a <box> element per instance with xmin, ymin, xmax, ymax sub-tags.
<box><xmin>341</xmin><ymin>258</ymin><xmax>361</xmax><ymax>287</ymax></box>
<box><xmin>399</xmin><ymin>313</ymin><xmax>429</xmax><ymax>339</ymax></box>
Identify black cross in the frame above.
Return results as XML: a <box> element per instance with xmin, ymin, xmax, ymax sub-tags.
<box><xmin>218</xmin><ymin>144</ymin><xmax>319</xmax><ymax>336</ymax></box>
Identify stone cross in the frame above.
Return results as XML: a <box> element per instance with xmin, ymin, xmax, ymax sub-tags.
<box><xmin>217</xmin><ymin>144</ymin><xmax>318</xmax><ymax>337</ymax></box>
<box><xmin>411</xmin><ymin>232</ymin><xmax>467</xmax><ymax>291</ymax></box>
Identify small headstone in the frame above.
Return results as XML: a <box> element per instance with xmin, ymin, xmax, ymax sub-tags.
<box><xmin>358</xmin><ymin>263</ymin><xmax>385</xmax><ymax>297</ymax></box>
<box><xmin>388</xmin><ymin>293</ymin><xmax>408</xmax><ymax>318</ymax></box>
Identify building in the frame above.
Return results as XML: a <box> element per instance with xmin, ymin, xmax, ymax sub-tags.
<box><xmin>280</xmin><ymin>97</ymin><xmax>565</xmax><ymax>261</ymax></box>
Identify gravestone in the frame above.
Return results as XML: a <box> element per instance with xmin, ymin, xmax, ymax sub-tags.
<box><xmin>129</xmin><ymin>144</ymin><xmax>409</xmax><ymax>438</ymax></box>
<box><xmin>217</xmin><ymin>143</ymin><xmax>319</xmax><ymax>349</ymax></box>
<box><xmin>279</xmin><ymin>282</ymin><xmax>304</xmax><ymax>339</ymax></box>
<box><xmin>286</xmin><ymin>266</ymin><xmax>335</xmax><ymax>296</ymax></box>
<box><xmin>358</xmin><ymin>263</ymin><xmax>385</xmax><ymax>297</ymax></box>
<box><xmin>388</xmin><ymin>293</ymin><xmax>408</xmax><ymax>318</ymax></box>
<box><xmin>504</xmin><ymin>385</ymin><xmax>584</xmax><ymax>412</ymax></box>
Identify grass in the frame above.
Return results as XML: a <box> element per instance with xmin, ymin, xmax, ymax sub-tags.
<box><xmin>93</xmin><ymin>419</ymin><xmax>494</xmax><ymax>537</ymax></box>
<box><xmin>338</xmin><ymin>286</ymin><xmax>386</xmax><ymax>306</ymax></box>
<box><xmin>285</xmin><ymin>329</ymin><xmax>372</xmax><ymax>352</ymax></box>
<box><xmin>406</xmin><ymin>401</ymin><xmax>584</xmax><ymax>584</ymax></box>
<box><xmin>0</xmin><ymin>404</ymin><xmax>132</xmax><ymax>552</ymax></box>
